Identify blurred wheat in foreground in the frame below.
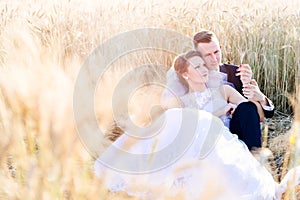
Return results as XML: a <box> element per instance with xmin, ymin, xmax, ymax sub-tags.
<box><xmin>0</xmin><ymin>0</ymin><xmax>299</xmax><ymax>199</ymax></box>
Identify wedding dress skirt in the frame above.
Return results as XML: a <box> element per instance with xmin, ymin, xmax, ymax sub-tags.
<box><xmin>94</xmin><ymin>108</ymin><xmax>278</xmax><ymax>199</ymax></box>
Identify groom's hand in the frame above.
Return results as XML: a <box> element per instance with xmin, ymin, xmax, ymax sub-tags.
<box><xmin>236</xmin><ymin>64</ymin><xmax>252</xmax><ymax>85</ymax></box>
<box><xmin>242</xmin><ymin>79</ymin><xmax>266</xmax><ymax>104</ymax></box>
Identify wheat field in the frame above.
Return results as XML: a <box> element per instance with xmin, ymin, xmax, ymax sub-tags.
<box><xmin>0</xmin><ymin>0</ymin><xmax>299</xmax><ymax>199</ymax></box>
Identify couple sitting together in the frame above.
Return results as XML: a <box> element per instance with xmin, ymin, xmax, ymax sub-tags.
<box><xmin>163</xmin><ymin>30</ymin><xmax>274</xmax><ymax>151</ymax></box>
<box><xmin>94</xmin><ymin>31</ymin><xmax>298</xmax><ymax>199</ymax></box>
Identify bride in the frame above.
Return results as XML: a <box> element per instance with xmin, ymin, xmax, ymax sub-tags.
<box><xmin>94</xmin><ymin>57</ymin><xmax>299</xmax><ymax>199</ymax></box>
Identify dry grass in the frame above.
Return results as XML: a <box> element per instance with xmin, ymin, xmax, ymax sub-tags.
<box><xmin>0</xmin><ymin>0</ymin><xmax>299</xmax><ymax>199</ymax></box>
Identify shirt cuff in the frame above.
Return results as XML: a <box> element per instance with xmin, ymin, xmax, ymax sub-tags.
<box><xmin>261</xmin><ymin>97</ymin><xmax>274</xmax><ymax>111</ymax></box>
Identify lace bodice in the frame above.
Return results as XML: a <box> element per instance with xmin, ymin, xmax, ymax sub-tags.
<box><xmin>180</xmin><ymin>87</ymin><xmax>230</xmax><ymax>127</ymax></box>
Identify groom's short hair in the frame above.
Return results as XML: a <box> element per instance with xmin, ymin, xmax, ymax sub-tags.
<box><xmin>193</xmin><ymin>30</ymin><xmax>218</xmax><ymax>48</ymax></box>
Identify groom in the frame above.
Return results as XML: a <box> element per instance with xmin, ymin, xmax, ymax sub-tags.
<box><xmin>193</xmin><ymin>30</ymin><xmax>274</xmax><ymax>150</ymax></box>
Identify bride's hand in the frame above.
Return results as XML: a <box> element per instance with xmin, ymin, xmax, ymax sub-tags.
<box><xmin>224</xmin><ymin>103</ymin><xmax>237</xmax><ymax>116</ymax></box>
<box><xmin>214</xmin><ymin>103</ymin><xmax>237</xmax><ymax>117</ymax></box>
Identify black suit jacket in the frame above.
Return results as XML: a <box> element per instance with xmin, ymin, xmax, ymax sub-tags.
<box><xmin>219</xmin><ymin>64</ymin><xmax>274</xmax><ymax>118</ymax></box>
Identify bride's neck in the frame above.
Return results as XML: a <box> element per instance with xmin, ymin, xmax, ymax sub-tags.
<box><xmin>188</xmin><ymin>82</ymin><xmax>207</xmax><ymax>93</ymax></box>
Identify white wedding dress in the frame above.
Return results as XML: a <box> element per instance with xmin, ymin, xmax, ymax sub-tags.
<box><xmin>94</xmin><ymin>108</ymin><xmax>279</xmax><ymax>199</ymax></box>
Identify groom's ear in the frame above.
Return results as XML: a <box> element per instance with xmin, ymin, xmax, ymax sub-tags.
<box><xmin>220</xmin><ymin>45</ymin><xmax>222</xmax><ymax>49</ymax></box>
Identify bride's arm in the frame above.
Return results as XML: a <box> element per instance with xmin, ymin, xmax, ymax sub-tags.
<box><xmin>222</xmin><ymin>85</ymin><xmax>247</xmax><ymax>105</ymax></box>
<box><xmin>212</xmin><ymin>103</ymin><xmax>237</xmax><ymax>117</ymax></box>
<box><xmin>222</xmin><ymin>85</ymin><xmax>265</xmax><ymax>122</ymax></box>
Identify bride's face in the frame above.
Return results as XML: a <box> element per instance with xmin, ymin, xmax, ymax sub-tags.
<box><xmin>185</xmin><ymin>56</ymin><xmax>208</xmax><ymax>84</ymax></box>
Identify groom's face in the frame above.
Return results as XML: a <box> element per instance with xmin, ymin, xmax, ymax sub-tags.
<box><xmin>195</xmin><ymin>40</ymin><xmax>222</xmax><ymax>71</ymax></box>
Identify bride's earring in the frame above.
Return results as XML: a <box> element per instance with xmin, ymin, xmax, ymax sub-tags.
<box><xmin>183</xmin><ymin>76</ymin><xmax>189</xmax><ymax>80</ymax></box>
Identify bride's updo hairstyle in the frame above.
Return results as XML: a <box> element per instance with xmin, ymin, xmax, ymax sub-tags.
<box><xmin>173</xmin><ymin>50</ymin><xmax>202</xmax><ymax>88</ymax></box>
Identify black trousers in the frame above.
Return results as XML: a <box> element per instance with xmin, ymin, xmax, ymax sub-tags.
<box><xmin>229</xmin><ymin>102</ymin><xmax>262</xmax><ymax>150</ymax></box>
